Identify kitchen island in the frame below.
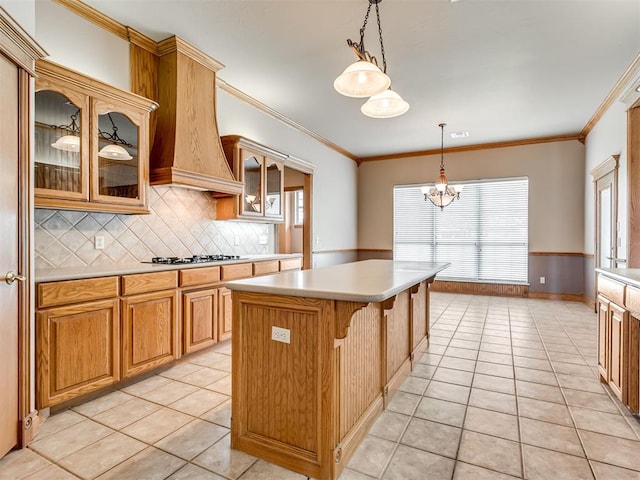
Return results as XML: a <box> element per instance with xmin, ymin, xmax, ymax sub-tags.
<box><xmin>226</xmin><ymin>259</ymin><xmax>449</xmax><ymax>480</ymax></box>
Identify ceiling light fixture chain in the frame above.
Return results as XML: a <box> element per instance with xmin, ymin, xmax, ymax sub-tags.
<box><xmin>421</xmin><ymin>123</ymin><xmax>463</xmax><ymax>210</ymax></box>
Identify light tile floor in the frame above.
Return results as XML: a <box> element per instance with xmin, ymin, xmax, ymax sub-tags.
<box><xmin>2</xmin><ymin>293</ymin><xmax>640</xmax><ymax>479</ymax></box>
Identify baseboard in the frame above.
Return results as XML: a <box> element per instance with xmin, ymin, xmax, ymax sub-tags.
<box><xmin>528</xmin><ymin>292</ymin><xmax>588</xmax><ymax>303</ymax></box>
<box><xmin>430</xmin><ymin>280</ymin><xmax>528</xmax><ymax>297</ymax></box>
<box><xmin>20</xmin><ymin>410</ymin><xmax>42</xmax><ymax>446</ymax></box>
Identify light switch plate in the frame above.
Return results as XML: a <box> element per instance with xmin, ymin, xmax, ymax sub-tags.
<box><xmin>94</xmin><ymin>236</ymin><xmax>105</xmax><ymax>250</ymax></box>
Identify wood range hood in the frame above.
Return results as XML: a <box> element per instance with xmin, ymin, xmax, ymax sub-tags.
<box><xmin>148</xmin><ymin>36</ymin><xmax>243</xmax><ymax>195</ymax></box>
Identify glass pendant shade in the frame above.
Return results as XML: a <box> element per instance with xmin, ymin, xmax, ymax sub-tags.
<box><xmin>361</xmin><ymin>88</ymin><xmax>409</xmax><ymax>118</ymax></box>
<box><xmin>98</xmin><ymin>144</ymin><xmax>132</xmax><ymax>160</ymax></box>
<box><xmin>51</xmin><ymin>135</ymin><xmax>80</xmax><ymax>152</ymax></box>
<box><xmin>334</xmin><ymin>60</ymin><xmax>391</xmax><ymax>98</ymax></box>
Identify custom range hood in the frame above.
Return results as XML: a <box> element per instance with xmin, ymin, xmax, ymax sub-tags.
<box><xmin>149</xmin><ymin>36</ymin><xmax>243</xmax><ymax>194</ymax></box>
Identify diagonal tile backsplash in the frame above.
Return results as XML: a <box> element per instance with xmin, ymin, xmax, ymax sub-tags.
<box><xmin>35</xmin><ymin>186</ymin><xmax>275</xmax><ymax>269</ymax></box>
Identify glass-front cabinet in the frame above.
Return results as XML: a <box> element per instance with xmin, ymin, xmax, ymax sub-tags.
<box><xmin>218</xmin><ymin>136</ymin><xmax>285</xmax><ymax>222</ymax></box>
<box><xmin>34</xmin><ymin>60</ymin><xmax>156</xmax><ymax>214</ymax></box>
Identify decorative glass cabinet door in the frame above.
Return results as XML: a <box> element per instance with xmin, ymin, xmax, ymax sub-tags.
<box><xmin>265</xmin><ymin>158</ymin><xmax>283</xmax><ymax>218</ymax></box>
<box><xmin>34</xmin><ymin>88</ymin><xmax>89</xmax><ymax>200</ymax></box>
<box><xmin>242</xmin><ymin>153</ymin><xmax>263</xmax><ymax>216</ymax></box>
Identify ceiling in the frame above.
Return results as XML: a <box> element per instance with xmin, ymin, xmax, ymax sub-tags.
<box><xmin>81</xmin><ymin>0</ymin><xmax>640</xmax><ymax>159</ymax></box>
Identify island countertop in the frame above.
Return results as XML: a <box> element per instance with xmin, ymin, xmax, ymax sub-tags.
<box><xmin>226</xmin><ymin>259</ymin><xmax>450</xmax><ymax>302</ymax></box>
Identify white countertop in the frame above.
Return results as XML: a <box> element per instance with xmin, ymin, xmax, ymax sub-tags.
<box><xmin>226</xmin><ymin>259</ymin><xmax>450</xmax><ymax>302</ymax></box>
<box><xmin>35</xmin><ymin>254</ymin><xmax>302</xmax><ymax>283</ymax></box>
<box><xmin>597</xmin><ymin>267</ymin><xmax>640</xmax><ymax>289</ymax></box>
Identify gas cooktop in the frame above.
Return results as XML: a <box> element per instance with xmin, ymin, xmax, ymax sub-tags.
<box><xmin>145</xmin><ymin>254</ymin><xmax>244</xmax><ymax>265</ymax></box>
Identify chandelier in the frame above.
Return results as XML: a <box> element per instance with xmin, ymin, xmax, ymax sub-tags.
<box><xmin>421</xmin><ymin>123</ymin><xmax>463</xmax><ymax>210</ymax></box>
<box><xmin>333</xmin><ymin>0</ymin><xmax>409</xmax><ymax>119</ymax></box>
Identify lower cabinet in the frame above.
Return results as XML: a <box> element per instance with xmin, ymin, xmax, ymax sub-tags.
<box><xmin>121</xmin><ymin>290</ymin><xmax>179</xmax><ymax>378</ymax></box>
<box><xmin>36</xmin><ymin>299</ymin><xmax>120</xmax><ymax>408</ymax></box>
<box><xmin>218</xmin><ymin>287</ymin><xmax>233</xmax><ymax>341</ymax></box>
<box><xmin>597</xmin><ymin>294</ymin><xmax>628</xmax><ymax>403</ymax></box>
<box><xmin>183</xmin><ymin>288</ymin><xmax>219</xmax><ymax>354</ymax></box>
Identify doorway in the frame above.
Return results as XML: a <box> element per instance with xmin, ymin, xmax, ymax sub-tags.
<box><xmin>279</xmin><ymin>164</ymin><xmax>313</xmax><ymax>269</ymax></box>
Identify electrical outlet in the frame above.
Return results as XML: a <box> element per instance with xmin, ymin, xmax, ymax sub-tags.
<box><xmin>539</xmin><ymin>276</ymin><xmax>545</xmax><ymax>284</ymax></box>
<box><xmin>94</xmin><ymin>235</ymin><xmax>105</xmax><ymax>250</ymax></box>
<box><xmin>271</xmin><ymin>326</ymin><xmax>291</xmax><ymax>344</ymax></box>
<box><xmin>259</xmin><ymin>235</ymin><xmax>268</xmax><ymax>245</ymax></box>
<box><xmin>234</xmin><ymin>235</ymin><xmax>240</xmax><ymax>246</ymax></box>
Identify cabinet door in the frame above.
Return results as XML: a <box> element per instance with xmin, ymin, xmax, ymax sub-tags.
<box><xmin>609</xmin><ymin>302</ymin><xmax>627</xmax><ymax>402</ymax></box>
<box><xmin>628</xmin><ymin>315</ymin><xmax>639</xmax><ymax>413</ymax></box>
<box><xmin>34</xmin><ymin>85</ymin><xmax>90</xmax><ymax>202</ymax></box>
<box><xmin>36</xmin><ymin>299</ymin><xmax>120</xmax><ymax>408</ymax></box>
<box><xmin>218</xmin><ymin>287</ymin><xmax>233</xmax><ymax>341</ymax></box>
<box><xmin>121</xmin><ymin>290</ymin><xmax>178</xmax><ymax>378</ymax></box>
<box><xmin>91</xmin><ymin>99</ymin><xmax>148</xmax><ymax>209</ymax></box>
<box><xmin>183</xmin><ymin>288</ymin><xmax>218</xmax><ymax>354</ymax></box>
<box><xmin>597</xmin><ymin>296</ymin><xmax>609</xmax><ymax>381</ymax></box>
<box><xmin>264</xmin><ymin>158</ymin><xmax>283</xmax><ymax>219</ymax></box>
<box><xmin>241</xmin><ymin>150</ymin><xmax>264</xmax><ymax>217</ymax></box>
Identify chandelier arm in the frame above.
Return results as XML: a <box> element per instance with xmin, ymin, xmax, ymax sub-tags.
<box><xmin>358</xmin><ymin>1</ymin><xmax>373</xmax><ymax>58</ymax></box>
<box><xmin>375</xmin><ymin>1</ymin><xmax>387</xmax><ymax>74</ymax></box>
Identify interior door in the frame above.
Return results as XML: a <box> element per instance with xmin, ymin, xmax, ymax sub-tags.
<box><xmin>0</xmin><ymin>53</ymin><xmax>20</xmax><ymax>457</ymax></box>
<box><xmin>594</xmin><ymin>166</ymin><xmax>618</xmax><ymax>305</ymax></box>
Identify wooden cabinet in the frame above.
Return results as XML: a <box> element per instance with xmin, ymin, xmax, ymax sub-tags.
<box><xmin>34</xmin><ymin>60</ymin><xmax>156</xmax><ymax>214</ymax></box>
<box><xmin>183</xmin><ymin>288</ymin><xmax>218</xmax><ymax>354</ymax></box>
<box><xmin>36</xmin><ymin>274</ymin><xmax>121</xmax><ymax>409</ymax></box>
<box><xmin>218</xmin><ymin>287</ymin><xmax>233</xmax><ymax>341</ymax></box>
<box><xmin>217</xmin><ymin>136</ymin><xmax>285</xmax><ymax>222</ymax></box>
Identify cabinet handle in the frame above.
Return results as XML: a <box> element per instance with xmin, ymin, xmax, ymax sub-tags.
<box><xmin>3</xmin><ymin>271</ymin><xmax>26</xmax><ymax>285</ymax></box>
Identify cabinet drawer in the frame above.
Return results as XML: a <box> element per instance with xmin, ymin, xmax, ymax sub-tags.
<box><xmin>598</xmin><ymin>275</ymin><xmax>625</xmax><ymax>306</ymax></box>
<box><xmin>253</xmin><ymin>260</ymin><xmax>279</xmax><ymax>276</ymax></box>
<box><xmin>122</xmin><ymin>271</ymin><xmax>178</xmax><ymax>295</ymax></box>
<box><xmin>37</xmin><ymin>276</ymin><xmax>119</xmax><ymax>308</ymax></box>
<box><xmin>180</xmin><ymin>266</ymin><xmax>221</xmax><ymax>287</ymax></box>
<box><xmin>626</xmin><ymin>285</ymin><xmax>640</xmax><ymax>314</ymax></box>
<box><xmin>221</xmin><ymin>263</ymin><xmax>253</xmax><ymax>281</ymax></box>
<box><xmin>280</xmin><ymin>257</ymin><xmax>302</xmax><ymax>271</ymax></box>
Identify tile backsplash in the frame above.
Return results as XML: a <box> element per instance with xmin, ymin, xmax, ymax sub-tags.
<box><xmin>35</xmin><ymin>186</ymin><xmax>275</xmax><ymax>269</ymax></box>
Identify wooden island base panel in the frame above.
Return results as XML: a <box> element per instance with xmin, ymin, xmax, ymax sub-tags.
<box><xmin>227</xmin><ymin>260</ymin><xmax>449</xmax><ymax>480</ymax></box>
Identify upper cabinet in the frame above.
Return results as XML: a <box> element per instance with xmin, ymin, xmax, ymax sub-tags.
<box><xmin>217</xmin><ymin>136</ymin><xmax>285</xmax><ymax>222</ymax></box>
<box><xmin>34</xmin><ymin>60</ymin><xmax>157</xmax><ymax>214</ymax></box>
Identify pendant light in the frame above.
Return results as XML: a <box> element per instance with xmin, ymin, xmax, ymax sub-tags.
<box><xmin>51</xmin><ymin>109</ymin><xmax>81</xmax><ymax>152</ymax></box>
<box><xmin>421</xmin><ymin>123</ymin><xmax>463</xmax><ymax>210</ymax></box>
<box><xmin>97</xmin><ymin>113</ymin><xmax>133</xmax><ymax>160</ymax></box>
<box><xmin>334</xmin><ymin>0</ymin><xmax>409</xmax><ymax>118</ymax></box>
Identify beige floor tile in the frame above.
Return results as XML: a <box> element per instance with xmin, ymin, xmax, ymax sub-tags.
<box><xmin>463</xmin><ymin>406</ymin><xmax>519</xmax><ymax>441</ymax></box>
<box><xmin>519</xmin><ymin>417</ymin><xmax>584</xmax><ymax>457</ymax></box>
<box><xmin>453</xmin><ymin>332</ymin><xmax>482</xmax><ymax>342</ymax></box>
<box><xmin>479</xmin><ymin>342</ymin><xmax>512</xmax><ymax>355</ymax></box>
<box><xmin>457</xmin><ymin>431</ymin><xmax>521</xmax><ymax>477</ymax></box>
<box><xmin>522</xmin><ymin>445</ymin><xmax>594</xmax><ymax>480</ymax></box>
<box><xmin>430</xmin><ymin>335</ymin><xmax>452</xmax><ymax>346</ymax></box>
<box><xmin>591</xmin><ymin>461</ymin><xmax>640</xmax><ymax>479</ymax></box>
<box><xmin>444</xmin><ymin>347</ymin><xmax>479</xmax><ymax>360</ymax></box>
<box><xmin>95</xmin><ymin>447</ymin><xmax>185</xmax><ymax>480</ymax></box>
<box><xmin>167</xmin><ymin>463</ymin><xmax>226</xmax><ymax>480</ymax></box>
<box><xmin>425</xmin><ymin>381</ymin><xmax>471</xmax><ymax>405</ymax></box>
<box><xmin>414</xmin><ymin>396</ymin><xmax>467</xmax><ymax>428</ymax></box>
<box><xmin>339</xmin><ymin>468</ymin><xmax>375</xmax><ymax>479</ymax></box>
<box><xmin>121</xmin><ymin>407</ymin><xmax>193</xmax><ymax>444</ymax></box>
<box><xmin>512</xmin><ymin>339</ymin><xmax>544</xmax><ymax>350</ymax></box>
<box><xmin>512</xmin><ymin>347</ymin><xmax>549</xmax><ymax>360</ymax></box>
<box><xmin>169</xmin><ymin>389</ymin><xmax>228</xmax><ymax>417</ymax></box>
<box><xmin>21</xmin><ymin>464</ymin><xmax>79</xmax><ymax>479</ymax></box>
<box><xmin>481</xmin><ymin>335</ymin><xmax>512</xmax><ymax>347</ymax></box>
<box><xmin>138</xmin><ymin>379</ymin><xmax>200</xmax><ymax>405</ymax></box>
<box><xmin>399</xmin><ymin>375</ymin><xmax>429</xmax><ymax>395</ymax></box>
<box><xmin>453</xmin><ymin>461</ymin><xmax>520</xmax><ymax>479</ymax></box>
<box><xmin>214</xmin><ymin>341</ymin><xmax>231</xmax><ymax>355</ymax></box>
<box><xmin>159</xmin><ymin>362</ymin><xmax>204</xmax><ymax>380</ymax></box>
<box><xmin>449</xmin><ymin>339</ymin><xmax>480</xmax><ymax>350</ymax></box>
<box><xmin>439</xmin><ymin>356</ymin><xmax>477</xmax><ymax>372</ymax></box>
<box><xmin>483</xmin><ymin>330</ymin><xmax>511</xmax><ymax>339</ymax></box>
<box><xmin>92</xmin><ymin>397</ymin><xmax>162</xmax><ymax>430</ymax></box>
<box><xmin>200</xmin><ymin>399</ymin><xmax>231</xmax><ymax>428</ymax></box>
<box><xmin>121</xmin><ymin>375</ymin><xmax>172</xmax><ymax>397</ymax></box>
<box><xmin>472</xmin><ymin>374</ymin><xmax>515</xmax><ymax>395</ymax></box>
<box><xmin>206</xmin><ymin>375</ymin><xmax>231</xmax><ymax>395</ymax></box>
<box><xmin>155</xmin><ymin>419</ymin><xmax>229</xmax><ymax>460</ymax></box>
<box><xmin>34</xmin><ymin>410</ymin><xmax>85</xmax><ymax>441</ymax></box>
<box><xmin>29</xmin><ymin>419</ymin><xmax>114</xmax><ymax>461</ymax></box>
<box><xmin>59</xmin><ymin>432</ymin><xmax>146</xmax><ymax>478</ymax></box>
<box><xmin>208</xmin><ymin>356</ymin><xmax>231</xmax><ymax>372</ymax></box>
<box><xmin>72</xmin><ymin>391</ymin><xmax>135</xmax><ymax>417</ymax></box>
<box><xmin>563</xmin><ymin>388</ymin><xmax>619</xmax><ymax>414</ymax></box>
<box><xmin>0</xmin><ymin>448</ymin><xmax>51</xmax><ymax>479</ymax></box>
<box><xmin>368</xmin><ymin>411</ymin><xmax>411</xmax><ymax>442</ymax></box>
<box><xmin>426</xmin><ymin>344</ymin><xmax>448</xmax><ymax>355</ymax></box>
<box><xmin>514</xmin><ymin>367</ymin><xmax>558</xmax><ymax>386</ymax></box>
<box><xmin>516</xmin><ymin>380</ymin><xmax>565</xmax><ymax>404</ymax></box>
<box><xmin>518</xmin><ymin>397</ymin><xmax>573</xmax><ymax>427</ymax></box>
<box><xmin>192</xmin><ymin>434</ymin><xmax>257</xmax><ymax>479</ymax></box>
<box><xmin>468</xmin><ymin>389</ymin><xmax>517</xmax><ymax>415</ymax></box>
<box><xmin>513</xmin><ymin>356</ymin><xmax>553</xmax><ymax>371</ymax></box>
<box><xmin>475</xmin><ymin>362</ymin><xmax>514</xmax><ymax>379</ymax></box>
<box><xmin>570</xmin><ymin>406</ymin><xmax>638</xmax><ymax>440</ymax></box>
<box><xmin>410</xmin><ymin>363</ymin><xmax>436</xmax><ymax>379</ymax></box>
<box><xmin>179</xmin><ymin>367</ymin><xmax>227</xmax><ymax>387</ymax></box>
<box><xmin>382</xmin><ymin>444</ymin><xmax>455</xmax><ymax>480</ymax></box>
<box><xmin>548</xmin><ymin>352</ymin><xmax>588</xmax><ymax>365</ymax></box>
<box><xmin>416</xmin><ymin>352</ymin><xmax>442</xmax><ymax>366</ymax></box>
<box><xmin>239</xmin><ymin>459</ymin><xmax>306</xmax><ymax>479</ymax></box>
<box><xmin>345</xmin><ymin>435</ymin><xmax>396</xmax><ymax>477</ymax></box>
<box><xmin>433</xmin><ymin>367</ymin><xmax>474</xmax><ymax>387</ymax></box>
<box><xmin>386</xmin><ymin>391</ymin><xmax>421</xmax><ymax>415</ymax></box>
<box><xmin>400</xmin><ymin>417</ymin><xmax>462</xmax><ymax>458</ymax></box>
<box><xmin>557</xmin><ymin>374</ymin><xmax>606</xmax><ymax>394</ymax></box>
<box><xmin>477</xmin><ymin>351</ymin><xmax>513</xmax><ymax>366</ymax></box>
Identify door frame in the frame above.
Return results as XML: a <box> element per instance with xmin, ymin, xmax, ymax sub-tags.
<box><xmin>0</xmin><ymin>8</ymin><xmax>47</xmax><ymax>449</ymax></box>
<box><xmin>281</xmin><ymin>156</ymin><xmax>314</xmax><ymax>270</ymax></box>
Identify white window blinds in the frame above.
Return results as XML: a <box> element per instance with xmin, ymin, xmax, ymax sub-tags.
<box><xmin>393</xmin><ymin>178</ymin><xmax>529</xmax><ymax>283</ymax></box>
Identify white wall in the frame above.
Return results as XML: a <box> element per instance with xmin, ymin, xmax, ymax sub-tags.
<box><xmin>359</xmin><ymin>140</ymin><xmax>586</xmax><ymax>253</ymax></box>
<box><xmin>0</xmin><ymin>0</ymin><xmax>35</xmax><ymax>35</ymax></box>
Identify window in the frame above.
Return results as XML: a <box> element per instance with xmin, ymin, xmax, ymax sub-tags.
<box><xmin>294</xmin><ymin>189</ymin><xmax>304</xmax><ymax>225</ymax></box>
<box><xmin>393</xmin><ymin>178</ymin><xmax>528</xmax><ymax>283</ymax></box>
